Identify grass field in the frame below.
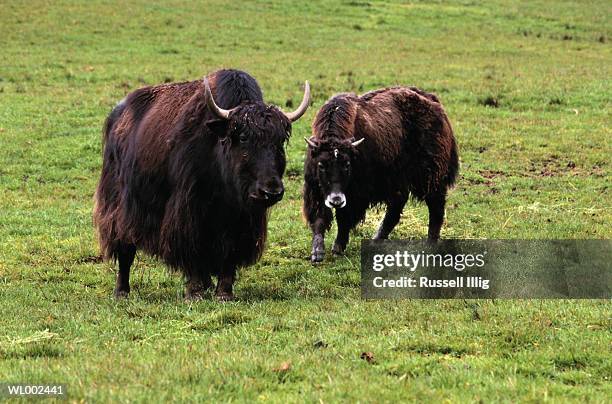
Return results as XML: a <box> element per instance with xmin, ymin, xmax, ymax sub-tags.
<box><xmin>0</xmin><ymin>0</ymin><xmax>610</xmax><ymax>401</ymax></box>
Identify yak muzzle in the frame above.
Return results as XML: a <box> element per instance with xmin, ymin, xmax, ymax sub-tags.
<box><xmin>260</xmin><ymin>187</ymin><xmax>284</xmax><ymax>203</ymax></box>
<box><xmin>325</xmin><ymin>192</ymin><xmax>346</xmax><ymax>209</ymax></box>
<box><xmin>250</xmin><ymin>179</ymin><xmax>285</xmax><ymax>206</ymax></box>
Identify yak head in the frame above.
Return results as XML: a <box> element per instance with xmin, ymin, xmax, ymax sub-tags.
<box><xmin>204</xmin><ymin>79</ymin><xmax>310</xmax><ymax>209</ymax></box>
<box><xmin>305</xmin><ymin>136</ymin><xmax>364</xmax><ymax>209</ymax></box>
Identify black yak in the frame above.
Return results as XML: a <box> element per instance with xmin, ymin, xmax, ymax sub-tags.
<box><xmin>94</xmin><ymin>69</ymin><xmax>310</xmax><ymax>300</ymax></box>
<box><xmin>303</xmin><ymin>87</ymin><xmax>458</xmax><ymax>263</ymax></box>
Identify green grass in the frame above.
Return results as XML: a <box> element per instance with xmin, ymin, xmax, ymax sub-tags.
<box><xmin>0</xmin><ymin>0</ymin><xmax>610</xmax><ymax>401</ymax></box>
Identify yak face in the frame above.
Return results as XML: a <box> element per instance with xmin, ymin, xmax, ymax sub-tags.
<box><xmin>306</xmin><ymin>137</ymin><xmax>364</xmax><ymax>209</ymax></box>
<box><xmin>208</xmin><ymin>104</ymin><xmax>290</xmax><ymax>208</ymax></box>
<box><xmin>203</xmin><ymin>78</ymin><xmax>310</xmax><ymax>209</ymax></box>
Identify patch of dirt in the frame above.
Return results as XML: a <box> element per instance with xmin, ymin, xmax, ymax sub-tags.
<box><xmin>479</xmin><ymin>96</ymin><xmax>500</xmax><ymax>108</ymax></box>
<box><xmin>526</xmin><ymin>157</ymin><xmax>606</xmax><ymax>178</ymax></box>
<box><xmin>526</xmin><ymin>155</ymin><xmax>566</xmax><ymax>177</ymax></box>
<box><xmin>346</xmin><ymin>1</ymin><xmax>371</xmax><ymax>7</ymax></box>
<box><xmin>360</xmin><ymin>351</ymin><xmax>375</xmax><ymax>364</ymax></box>
<box><xmin>76</xmin><ymin>255</ymin><xmax>103</xmax><ymax>264</ymax></box>
<box><xmin>548</xmin><ymin>97</ymin><xmax>564</xmax><ymax>106</ymax></box>
<box><xmin>461</xmin><ymin>170</ymin><xmax>506</xmax><ymax>192</ymax></box>
<box><xmin>478</xmin><ymin>169</ymin><xmax>506</xmax><ymax>180</ymax></box>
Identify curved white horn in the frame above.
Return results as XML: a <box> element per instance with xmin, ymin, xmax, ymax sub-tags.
<box><xmin>203</xmin><ymin>77</ymin><xmax>234</xmax><ymax>120</ymax></box>
<box><xmin>351</xmin><ymin>138</ymin><xmax>365</xmax><ymax>147</ymax></box>
<box><xmin>304</xmin><ymin>137</ymin><xmax>318</xmax><ymax>148</ymax></box>
<box><xmin>284</xmin><ymin>81</ymin><xmax>311</xmax><ymax>122</ymax></box>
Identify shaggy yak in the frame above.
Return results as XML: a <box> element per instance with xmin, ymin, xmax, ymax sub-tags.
<box><xmin>303</xmin><ymin>87</ymin><xmax>458</xmax><ymax>263</ymax></box>
<box><xmin>94</xmin><ymin>69</ymin><xmax>310</xmax><ymax>300</ymax></box>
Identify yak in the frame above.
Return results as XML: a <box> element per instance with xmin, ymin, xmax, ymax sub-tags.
<box><xmin>94</xmin><ymin>69</ymin><xmax>310</xmax><ymax>300</ymax></box>
<box><xmin>303</xmin><ymin>86</ymin><xmax>458</xmax><ymax>263</ymax></box>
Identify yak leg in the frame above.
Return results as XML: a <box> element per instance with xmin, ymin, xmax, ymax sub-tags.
<box><xmin>311</xmin><ymin>215</ymin><xmax>331</xmax><ymax>264</ymax></box>
<box><xmin>114</xmin><ymin>243</ymin><xmax>136</xmax><ymax>299</ymax></box>
<box><xmin>185</xmin><ymin>271</ymin><xmax>213</xmax><ymax>301</ymax></box>
<box><xmin>374</xmin><ymin>194</ymin><xmax>408</xmax><ymax>240</ymax></box>
<box><xmin>332</xmin><ymin>210</ymin><xmax>351</xmax><ymax>255</ymax></box>
<box><xmin>304</xmin><ymin>181</ymin><xmax>332</xmax><ymax>264</ymax></box>
<box><xmin>425</xmin><ymin>191</ymin><xmax>446</xmax><ymax>241</ymax></box>
<box><xmin>215</xmin><ymin>266</ymin><xmax>236</xmax><ymax>302</ymax></box>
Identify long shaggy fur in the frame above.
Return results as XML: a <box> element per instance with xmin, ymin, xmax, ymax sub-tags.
<box><xmin>94</xmin><ymin>69</ymin><xmax>282</xmax><ymax>279</ymax></box>
<box><xmin>304</xmin><ymin>86</ymin><xmax>459</xmax><ymax>235</ymax></box>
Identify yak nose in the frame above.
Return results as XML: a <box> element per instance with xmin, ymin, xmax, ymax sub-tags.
<box><xmin>258</xmin><ymin>178</ymin><xmax>284</xmax><ymax>202</ymax></box>
<box><xmin>325</xmin><ymin>192</ymin><xmax>347</xmax><ymax>209</ymax></box>
<box><xmin>261</xmin><ymin>187</ymin><xmax>284</xmax><ymax>201</ymax></box>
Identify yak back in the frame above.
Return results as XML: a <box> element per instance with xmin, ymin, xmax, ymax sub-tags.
<box><xmin>358</xmin><ymin>87</ymin><xmax>457</xmax><ymax>198</ymax></box>
<box><xmin>311</xmin><ymin>86</ymin><xmax>457</xmax><ymax>202</ymax></box>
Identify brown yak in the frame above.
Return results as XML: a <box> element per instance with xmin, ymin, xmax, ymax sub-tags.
<box><xmin>94</xmin><ymin>69</ymin><xmax>310</xmax><ymax>300</ymax></box>
<box><xmin>303</xmin><ymin>87</ymin><xmax>458</xmax><ymax>263</ymax></box>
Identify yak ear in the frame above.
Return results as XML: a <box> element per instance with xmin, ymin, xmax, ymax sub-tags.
<box><xmin>205</xmin><ymin>119</ymin><xmax>229</xmax><ymax>138</ymax></box>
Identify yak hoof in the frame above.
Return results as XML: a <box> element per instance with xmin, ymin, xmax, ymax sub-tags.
<box><xmin>114</xmin><ymin>289</ymin><xmax>129</xmax><ymax>299</ymax></box>
<box><xmin>311</xmin><ymin>250</ymin><xmax>325</xmax><ymax>264</ymax></box>
<box><xmin>215</xmin><ymin>292</ymin><xmax>234</xmax><ymax>302</ymax></box>
<box><xmin>185</xmin><ymin>285</ymin><xmax>213</xmax><ymax>301</ymax></box>
<box><xmin>185</xmin><ymin>290</ymin><xmax>207</xmax><ymax>301</ymax></box>
<box><xmin>185</xmin><ymin>278</ymin><xmax>213</xmax><ymax>301</ymax></box>
<box><xmin>331</xmin><ymin>243</ymin><xmax>345</xmax><ymax>255</ymax></box>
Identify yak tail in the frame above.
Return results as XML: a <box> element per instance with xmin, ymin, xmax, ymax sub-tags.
<box><xmin>444</xmin><ymin>114</ymin><xmax>459</xmax><ymax>189</ymax></box>
<box><xmin>446</xmin><ymin>138</ymin><xmax>459</xmax><ymax>188</ymax></box>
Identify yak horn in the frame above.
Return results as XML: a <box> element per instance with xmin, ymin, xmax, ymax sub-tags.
<box><xmin>284</xmin><ymin>81</ymin><xmax>311</xmax><ymax>122</ymax></box>
<box><xmin>203</xmin><ymin>77</ymin><xmax>235</xmax><ymax>120</ymax></box>
<box><xmin>351</xmin><ymin>138</ymin><xmax>365</xmax><ymax>147</ymax></box>
<box><xmin>304</xmin><ymin>137</ymin><xmax>318</xmax><ymax>148</ymax></box>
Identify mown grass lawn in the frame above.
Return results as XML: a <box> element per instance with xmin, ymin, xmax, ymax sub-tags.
<box><xmin>0</xmin><ymin>0</ymin><xmax>610</xmax><ymax>402</ymax></box>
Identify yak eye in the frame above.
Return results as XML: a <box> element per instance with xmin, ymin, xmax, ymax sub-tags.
<box><xmin>318</xmin><ymin>162</ymin><xmax>325</xmax><ymax>171</ymax></box>
<box><xmin>239</xmin><ymin>133</ymin><xmax>249</xmax><ymax>143</ymax></box>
